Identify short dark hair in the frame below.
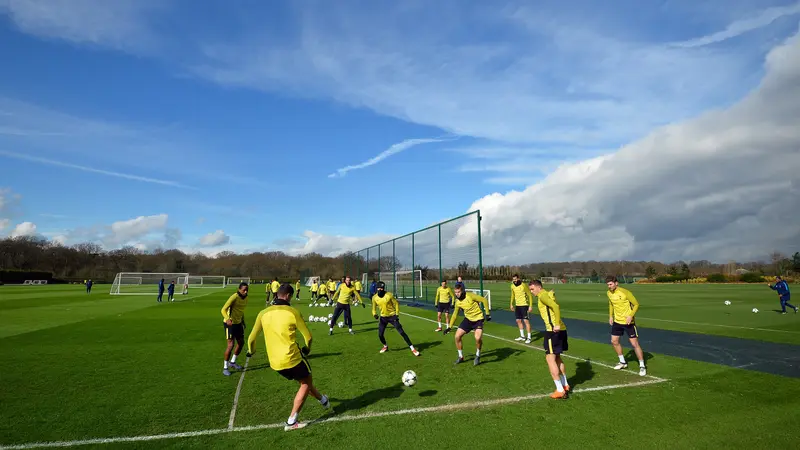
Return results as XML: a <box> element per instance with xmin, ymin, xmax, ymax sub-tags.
<box><xmin>606</xmin><ymin>275</ymin><xmax>618</xmax><ymax>283</ymax></box>
<box><xmin>529</xmin><ymin>280</ymin><xmax>542</xmax><ymax>288</ymax></box>
<box><xmin>277</xmin><ymin>283</ymin><xmax>294</xmax><ymax>298</ymax></box>
<box><xmin>776</xmin><ymin>276</ymin><xmax>783</xmax><ymax>280</ymax></box>
<box><xmin>512</xmin><ymin>274</ymin><xmax>519</xmax><ymax>278</ymax></box>
<box><xmin>238</xmin><ymin>282</ymin><xmax>249</xmax><ymax>289</ymax></box>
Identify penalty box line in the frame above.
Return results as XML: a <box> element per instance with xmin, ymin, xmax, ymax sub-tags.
<box><xmin>0</xmin><ymin>379</ymin><xmax>667</xmax><ymax>450</ymax></box>
<box><xmin>401</xmin><ymin>312</ymin><xmax>669</xmax><ymax>383</ymax></box>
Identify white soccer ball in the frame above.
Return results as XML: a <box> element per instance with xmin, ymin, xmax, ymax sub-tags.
<box><xmin>724</xmin><ymin>300</ymin><xmax>731</xmax><ymax>306</ymax></box>
<box><xmin>309</xmin><ymin>315</ymin><xmax>315</xmax><ymax>321</ymax></box>
<box><xmin>338</xmin><ymin>321</ymin><xmax>344</xmax><ymax>328</ymax></box>
<box><xmin>752</xmin><ymin>308</ymin><xmax>759</xmax><ymax>313</ymax></box>
<box><xmin>402</xmin><ymin>370</ymin><xmax>417</xmax><ymax>387</ymax></box>
<box><xmin>328</xmin><ymin>313</ymin><xmax>333</xmax><ymax>319</ymax></box>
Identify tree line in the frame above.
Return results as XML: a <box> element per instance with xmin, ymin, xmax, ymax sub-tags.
<box><xmin>1</xmin><ymin>236</ymin><xmax>797</xmax><ymax>283</ymax></box>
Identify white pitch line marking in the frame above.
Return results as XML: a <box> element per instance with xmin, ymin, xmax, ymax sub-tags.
<box><xmin>401</xmin><ymin>312</ymin><xmax>668</xmax><ymax>382</ymax></box>
<box><xmin>227</xmin><ymin>356</ymin><xmax>250</xmax><ymax>430</ymax></box>
<box><xmin>0</xmin><ymin>379</ymin><xmax>667</xmax><ymax>449</ymax></box>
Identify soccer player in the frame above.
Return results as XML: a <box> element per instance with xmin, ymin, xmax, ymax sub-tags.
<box><xmin>317</xmin><ymin>281</ymin><xmax>329</xmax><ymax>304</ymax></box>
<box><xmin>295</xmin><ymin>280</ymin><xmax>301</xmax><ymax>301</ymax></box>
<box><xmin>529</xmin><ymin>280</ymin><xmax>570</xmax><ymax>399</ymax></box>
<box><xmin>85</xmin><ymin>279</ymin><xmax>93</xmax><ymax>294</ymax></box>
<box><xmin>354</xmin><ymin>278</ymin><xmax>363</xmax><ymax>294</ymax></box>
<box><xmin>327</xmin><ymin>279</ymin><xmax>336</xmax><ymax>303</ymax></box>
<box><xmin>167</xmin><ymin>280</ymin><xmax>176</xmax><ymax>302</ymax></box>
<box><xmin>434</xmin><ymin>280</ymin><xmax>455</xmax><ymax>332</ymax></box>
<box><xmin>311</xmin><ymin>279</ymin><xmax>319</xmax><ymax>301</ymax></box>
<box><xmin>770</xmin><ymin>276</ymin><xmax>797</xmax><ymax>314</ymax></box>
<box><xmin>270</xmin><ymin>278</ymin><xmax>280</xmax><ymax>305</ymax></box>
<box><xmin>246</xmin><ymin>283</ymin><xmax>330</xmax><ymax>431</ymax></box>
<box><xmin>221</xmin><ymin>282</ymin><xmax>249</xmax><ymax>376</ymax></box>
<box><xmin>329</xmin><ymin>276</ymin><xmax>364</xmax><ymax>335</ymax></box>
<box><xmin>510</xmin><ymin>274</ymin><xmax>534</xmax><ymax>343</ymax></box>
<box><xmin>455</xmin><ymin>276</ymin><xmax>465</xmax><ymax>290</ymax></box>
<box><xmin>606</xmin><ymin>276</ymin><xmax>647</xmax><ymax>376</ymax></box>
<box><xmin>157</xmin><ymin>278</ymin><xmax>165</xmax><ymax>303</ymax></box>
<box><xmin>369</xmin><ymin>279</ymin><xmax>378</xmax><ymax>297</ymax></box>
<box><xmin>444</xmin><ymin>284</ymin><xmax>491</xmax><ymax>366</ymax></box>
<box><xmin>372</xmin><ymin>281</ymin><xmax>420</xmax><ymax>356</ymax></box>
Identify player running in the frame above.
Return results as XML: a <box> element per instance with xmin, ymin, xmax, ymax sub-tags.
<box><xmin>510</xmin><ymin>274</ymin><xmax>534</xmax><ymax>343</ymax></box>
<box><xmin>434</xmin><ymin>280</ymin><xmax>455</xmax><ymax>332</ymax></box>
<box><xmin>606</xmin><ymin>276</ymin><xmax>647</xmax><ymax>376</ymax></box>
<box><xmin>529</xmin><ymin>280</ymin><xmax>570</xmax><ymax>399</ymax></box>
<box><xmin>444</xmin><ymin>284</ymin><xmax>491</xmax><ymax>366</ymax></box>
<box><xmin>329</xmin><ymin>276</ymin><xmax>364</xmax><ymax>335</ymax></box>
<box><xmin>769</xmin><ymin>276</ymin><xmax>796</xmax><ymax>314</ymax></box>
<box><xmin>221</xmin><ymin>282</ymin><xmax>249</xmax><ymax>376</ymax></box>
<box><xmin>246</xmin><ymin>283</ymin><xmax>330</xmax><ymax>431</ymax></box>
<box><xmin>372</xmin><ymin>281</ymin><xmax>420</xmax><ymax>356</ymax></box>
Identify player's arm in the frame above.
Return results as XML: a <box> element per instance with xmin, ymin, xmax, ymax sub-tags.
<box><xmin>509</xmin><ymin>285</ymin><xmax>514</xmax><ymax>310</ymax></box>
<box><xmin>372</xmin><ymin>296</ymin><xmax>378</xmax><ymax>318</ymax></box>
<box><xmin>608</xmin><ymin>297</ymin><xmax>614</xmax><ymax>324</ymax></box>
<box><xmin>221</xmin><ymin>295</ymin><xmax>235</xmax><ymax>323</ymax></box>
<box><xmin>331</xmin><ymin>286</ymin><xmax>340</xmax><ymax>301</ymax></box>
<box><xmin>393</xmin><ymin>295</ymin><xmax>400</xmax><ymax>315</ymax></box>
<box><xmin>478</xmin><ymin>294</ymin><xmax>492</xmax><ymax>319</ymax></box>
<box><xmin>246</xmin><ymin>310</ymin><xmax>265</xmax><ymax>356</ymax></box>
<box><xmin>448</xmin><ymin>304</ymin><xmax>461</xmax><ymax>329</ymax></box>
<box><xmin>295</xmin><ymin>310</ymin><xmax>312</xmax><ymax>354</ymax></box>
<box><xmin>449</xmin><ymin>288</ymin><xmax>455</xmax><ymax>301</ymax></box>
<box><xmin>540</xmin><ymin>292</ymin><xmax>561</xmax><ymax>328</ymax></box>
<box><xmin>626</xmin><ymin>290</ymin><xmax>640</xmax><ymax>317</ymax></box>
<box><xmin>354</xmin><ymin>289</ymin><xmax>365</xmax><ymax>307</ymax></box>
<box><xmin>434</xmin><ymin>289</ymin><xmax>440</xmax><ymax>305</ymax></box>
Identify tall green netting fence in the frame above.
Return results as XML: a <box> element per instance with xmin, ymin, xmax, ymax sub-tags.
<box><xmin>345</xmin><ymin>211</ymin><xmax>483</xmax><ymax>304</ymax></box>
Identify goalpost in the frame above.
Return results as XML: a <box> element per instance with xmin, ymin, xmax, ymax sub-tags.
<box><xmin>110</xmin><ymin>273</ymin><xmax>189</xmax><ymax>295</ymax></box>
<box><xmin>226</xmin><ymin>276</ymin><xmax>251</xmax><ymax>286</ymax></box>
<box><xmin>540</xmin><ymin>277</ymin><xmax>561</xmax><ymax>285</ymax></box>
<box><xmin>187</xmin><ymin>275</ymin><xmax>226</xmax><ymax>288</ymax></box>
<box><xmin>378</xmin><ymin>270</ymin><xmax>422</xmax><ymax>299</ymax></box>
<box><xmin>304</xmin><ymin>276</ymin><xmax>320</xmax><ymax>287</ymax></box>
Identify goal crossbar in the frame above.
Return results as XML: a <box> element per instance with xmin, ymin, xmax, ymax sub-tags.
<box><xmin>110</xmin><ymin>273</ymin><xmax>190</xmax><ymax>295</ymax></box>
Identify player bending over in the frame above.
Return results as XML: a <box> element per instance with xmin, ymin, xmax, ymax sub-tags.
<box><xmin>444</xmin><ymin>284</ymin><xmax>491</xmax><ymax>366</ymax></box>
<box><xmin>372</xmin><ymin>281</ymin><xmax>420</xmax><ymax>356</ymax></box>
<box><xmin>329</xmin><ymin>276</ymin><xmax>364</xmax><ymax>335</ymax></box>
<box><xmin>247</xmin><ymin>284</ymin><xmax>330</xmax><ymax>431</ymax></box>
<box><xmin>510</xmin><ymin>274</ymin><xmax>534</xmax><ymax>343</ymax></box>
<box><xmin>529</xmin><ymin>280</ymin><xmax>570</xmax><ymax>399</ymax></box>
<box><xmin>434</xmin><ymin>280</ymin><xmax>455</xmax><ymax>332</ymax></box>
<box><xmin>770</xmin><ymin>276</ymin><xmax>796</xmax><ymax>314</ymax></box>
<box><xmin>221</xmin><ymin>282</ymin><xmax>249</xmax><ymax>376</ymax></box>
<box><xmin>606</xmin><ymin>276</ymin><xmax>647</xmax><ymax>376</ymax></box>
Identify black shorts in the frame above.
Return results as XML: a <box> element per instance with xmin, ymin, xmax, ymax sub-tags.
<box><xmin>458</xmin><ymin>318</ymin><xmax>484</xmax><ymax>333</ymax></box>
<box><xmin>318</xmin><ymin>293</ymin><xmax>328</xmax><ymax>300</ymax></box>
<box><xmin>437</xmin><ymin>302</ymin><xmax>451</xmax><ymax>313</ymax></box>
<box><xmin>611</xmin><ymin>322</ymin><xmax>639</xmax><ymax>338</ymax></box>
<box><xmin>514</xmin><ymin>306</ymin><xmax>530</xmax><ymax>320</ymax></box>
<box><xmin>544</xmin><ymin>330</ymin><xmax>568</xmax><ymax>355</ymax></box>
<box><xmin>224</xmin><ymin>322</ymin><xmax>245</xmax><ymax>340</ymax></box>
<box><xmin>277</xmin><ymin>360</ymin><xmax>311</xmax><ymax>381</ymax></box>
<box><xmin>378</xmin><ymin>315</ymin><xmax>405</xmax><ymax>334</ymax></box>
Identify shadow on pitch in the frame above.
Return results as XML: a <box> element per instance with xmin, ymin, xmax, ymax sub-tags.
<box><xmin>389</xmin><ymin>340</ymin><xmax>441</xmax><ymax>352</ymax></box>
<box><xmin>624</xmin><ymin>350</ymin><xmax>655</xmax><ymax>365</ymax></box>
<box><xmin>328</xmin><ymin>382</ymin><xmax>406</xmax><ymax>415</ymax></box>
<box><xmin>244</xmin><ymin>363</ymin><xmax>271</xmax><ymax>373</ymax></box>
<box><xmin>568</xmin><ymin>359</ymin><xmax>596</xmax><ymax>388</ymax></box>
<box><xmin>481</xmin><ymin>346</ymin><xmax>525</xmax><ymax>364</ymax></box>
<box><xmin>418</xmin><ymin>389</ymin><xmax>437</xmax><ymax>397</ymax></box>
<box><xmin>307</xmin><ymin>352</ymin><xmax>343</xmax><ymax>360</ymax></box>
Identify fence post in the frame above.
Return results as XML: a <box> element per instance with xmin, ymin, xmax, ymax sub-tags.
<box><xmin>412</xmin><ymin>233</ymin><xmax>416</xmax><ymax>300</ymax></box>
<box><xmin>438</xmin><ymin>224</ymin><xmax>443</xmax><ymax>282</ymax></box>
<box><xmin>477</xmin><ymin>211</ymin><xmax>484</xmax><ymax>298</ymax></box>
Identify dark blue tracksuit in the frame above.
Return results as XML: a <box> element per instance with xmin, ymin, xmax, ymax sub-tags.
<box><xmin>771</xmin><ymin>280</ymin><xmax>795</xmax><ymax>312</ymax></box>
<box><xmin>157</xmin><ymin>280</ymin><xmax>165</xmax><ymax>302</ymax></box>
<box><xmin>369</xmin><ymin>282</ymin><xmax>378</xmax><ymax>297</ymax></box>
<box><xmin>167</xmin><ymin>283</ymin><xmax>175</xmax><ymax>302</ymax></box>
<box><xmin>86</xmin><ymin>280</ymin><xmax>92</xmax><ymax>294</ymax></box>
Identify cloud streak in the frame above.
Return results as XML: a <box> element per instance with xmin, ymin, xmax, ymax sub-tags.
<box><xmin>672</xmin><ymin>1</ymin><xmax>800</xmax><ymax>47</ymax></box>
<box><xmin>328</xmin><ymin>137</ymin><xmax>457</xmax><ymax>178</ymax></box>
<box><xmin>0</xmin><ymin>150</ymin><xmax>195</xmax><ymax>189</ymax></box>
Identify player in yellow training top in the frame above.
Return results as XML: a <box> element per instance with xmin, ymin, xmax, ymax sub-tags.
<box><xmin>221</xmin><ymin>282</ymin><xmax>250</xmax><ymax>377</ymax></box>
<box><xmin>606</xmin><ymin>275</ymin><xmax>647</xmax><ymax>376</ymax></box>
<box><xmin>246</xmin><ymin>283</ymin><xmax>330</xmax><ymax>431</ymax></box>
<box><xmin>510</xmin><ymin>274</ymin><xmax>534</xmax><ymax>343</ymax></box>
<box><xmin>326</xmin><ymin>279</ymin><xmax>336</xmax><ymax>305</ymax></box>
<box><xmin>311</xmin><ymin>280</ymin><xmax>319</xmax><ymax>301</ymax></box>
<box><xmin>329</xmin><ymin>276</ymin><xmax>364</xmax><ymax>335</ymax></box>
<box><xmin>529</xmin><ymin>280</ymin><xmax>570</xmax><ymax>399</ymax></box>
<box><xmin>445</xmin><ymin>284</ymin><xmax>491</xmax><ymax>366</ymax></box>
<box><xmin>434</xmin><ymin>280</ymin><xmax>455</xmax><ymax>332</ymax></box>
<box><xmin>372</xmin><ymin>281</ymin><xmax>420</xmax><ymax>356</ymax></box>
<box><xmin>269</xmin><ymin>278</ymin><xmax>280</xmax><ymax>305</ymax></box>
<box><xmin>317</xmin><ymin>281</ymin><xmax>329</xmax><ymax>305</ymax></box>
<box><xmin>294</xmin><ymin>280</ymin><xmax>301</xmax><ymax>301</ymax></box>
<box><xmin>353</xmin><ymin>279</ymin><xmax>363</xmax><ymax>305</ymax></box>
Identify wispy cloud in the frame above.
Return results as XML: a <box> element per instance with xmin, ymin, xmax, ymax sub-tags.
<box><xmin>328</xmin><ymin>136</ymin><xmax>457</xmax><ymax>178</ymax></box>
<box><xmin>0</xmin><ymin>150</ymin><xmax>195</xmax><ymax>189</ymax></box>
<box><xmin>672</xmin><ymin>1</ymin><xmax>800</xmax><ymax>48</ymax></box>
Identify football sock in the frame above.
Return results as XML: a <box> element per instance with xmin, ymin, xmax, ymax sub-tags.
<box><xmin>475</xmin><ymin>349</ymin><xmax>481</xmax><ymax>357</ymax></box>
<box><xmin>639</xmin><ymin>360</ymin><xmax>645</xmax><ymax>367</ymax></box>
<box><xmin>223</xmin><ymin>361</ymin><xmax>229</xmax><ymax>369</ymax></box>
<box><xmin>618</xmin><ymin>355</ymin><xmax>626</xmax><ymax>363</ymax></box>
<box><xmin>349</xmin><ymin>328</ymin><xmax>353</xmax><ymax>332</ymax></box>
<box><xmin>287</xmin><ymin>413</ymin><xmax>298</xmax><ymax>425</ymax></box>
<box><xmin>320</xmin><ymin>395</ymin><xmax>328</xmax><ymax>405</ymax></box>
<box><xmin>457</xmin><ymin>350</ymin><xmax>463</xmax><ymax>358</ymax></box>
<box><xmin>527</xmin><ymin>333</ymin><xmax>532</xmax><ymax>340</ymax></box>
<box><xmin>231</xmin><ymin>354</ymin><xmax>237</xmax><ymax>363</ymax></box>
<box><xmin>409</xmin><ymin>345</ymin><xmax>416</xmax><ymax>351</ymax></box>
<box><xmin>519</xmin><ymin>329</ymin><xmax>525</xmax><ymax>338</ymax></box>
<box><xmin>438</xmin><ymin>322</ymin><xmax>442</xmax><ymax>328</ymax></box>
<box><xmin>560</xmin><ymin>374</ymin><xmax>568</xmax><ymax>387</ymax></box>
<box><xmin>554</xmin><ymin>380</ymin><xmax>564</xmax><ymax>393</ymax></box>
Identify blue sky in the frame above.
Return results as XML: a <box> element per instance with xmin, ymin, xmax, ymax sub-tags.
<box><xmin>1</xmin><ymin>0</ymin><xmax>799</xmax><ymax>262</ymax></box>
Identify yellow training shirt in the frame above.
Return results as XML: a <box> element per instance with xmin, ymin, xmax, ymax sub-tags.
<box><xmin>295</xmin><ymin>281</ymin><xmax>300</xmax><ymax>292</ymax></box>
<box><xmin>449</xmin><ymin>292</ymin><xmax>489</xmax><ymax>327</ymax></box>
<box><xmin>247</xmin><ymin>304</ymin><xmax>311</xmax><ymax>371</ymax></box>
<box><xmin>608</xmin><ymin>287</ymin><xmax>639</xmax><ymax>324</ymax></box>
<box><xmin>372</xmin><ymin>292</ymin><xmax>399</xmax><ymax>317</ymax></box>
<box><xmin>318</xmin><ymin>283</ymin><xmax>328</xmax><ymax>295</ymax></box>
<box><xmin>311</xmin><ymin>282</ymin><xmax>318</xmax><ymax>292</ymax></box>
<box><xmin>536</xmin><ymin>290</ymin><xmax>566</xmax><ymax>332</ymax></box>
<box><xmin>327</xmin><ymin>281</ymin><xmax>336</xmax><ymax>292</ymax></box>
<box><xmin>221</xmin><ymin>292</ymin><xmax>248</xmax><ymax>325</ymax></box>
<box><xmin>271</xmin><ymin>280</ymin><xmax>280</xmax><ymax>293</ymax></box>
<box><xmin>333</xmin><ymin>283</ymin><xmax>362</xmax><ymax>305</ymax></box>
<box><xmin>510</xmin><ymin>282</ymin><xmax>532</xmax><ymax>307</ymax></box>
<box><xmin>354</xmin><ymin>280</ymin><xmax>363</xmax><ymax>291</ymax></box>
<box><xmin>435</xmin><ymin>286</ymin><xmax>455</xmax><ymax>305</ymax></box>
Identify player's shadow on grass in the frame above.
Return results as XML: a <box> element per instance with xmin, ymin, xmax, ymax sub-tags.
<box><xmin>390</xmin><ymin>340</ymin><xmax>441</xmax><ymax>352</ymax></box>
<box><xmin>481</xmin><ymin>347</ymin><xmax>525</xmax><ymax>364</ymax></box>
<box><xmin>568</xmin><ymin>359</ymin><xmax>596</xmax><ymax>388</ymax></box>
<box><xmin>624</xmin><ymin>350</ymin><xmax>655</xmax><ymax>365</ymax></box>
<box><xmin>245</xmin><ymin>363</ymin><xmax>271</xmax><ymax>373</ymax></box>
<box><xmin>353</xmin><ymin>327</ymin><xmax>378</xmax><ymax>334</ymax></box>
<box><xmin>328</xmin><ymin>383</ymin><xmax>406</xmax><ymax>415</ymax></box>
<box><xmin>307</xmin><ymin>352</ymin><xmax>343</xmax><ymax>360</ymax></box>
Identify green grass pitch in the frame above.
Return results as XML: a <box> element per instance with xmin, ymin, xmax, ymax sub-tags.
<box><xmin>1</xmin><ymin>284</ymin><xmax>799</xmax><ymax>449</ymax></box>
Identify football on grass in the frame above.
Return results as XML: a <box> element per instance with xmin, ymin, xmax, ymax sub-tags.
<box><xmin>402</xmin><ymin>370</ymin><xmax>417</xmax><ymax>387</ymax></box>
<box><xmin>752</xmin><ymin>308</ymin><xmax>759</xmax><ymax>313</ymax></box>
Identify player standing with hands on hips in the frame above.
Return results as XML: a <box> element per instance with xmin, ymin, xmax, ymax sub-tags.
<box><xmin>606</xmin><ymin>276</ymin><xmax>647</xmax><ymax>376</ymax></box>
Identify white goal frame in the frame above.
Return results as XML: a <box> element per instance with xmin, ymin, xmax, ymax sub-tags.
<box><xmin>110</xmin><ymin>273</ymin><xmax>190</xmax><ymax>295</ymax></box>
<box><xmin>187</xmin><ymin>275</ymin><xmax>226</xmax><ymax>288</ymax></box>
<box><xmin>23</xmin><ymin>280</ymin><xmax>48</xmax><ymax>285</ymax></box>
<box><xmin>378</xmin><ymin>270</ymin><xmax>423</xmax><ymax>299</ymax></box>
<box><xmin>466</xmin><ymin>288</ymin><xmax>493</xmax><ymax>311</ymax></box>
<box><xmin>226</xmin><ymin>277</ymin><xmax>251</xmax><ymax>286</ymax></box>
<box><xmin>304</xmin><ymin>276</ymin><xmax>320</xmax><ymax>287</ymax></box>
<box><xmin>540</xmin><ymin>277</ymin><xmax>561</xmax><ymax>285</ymax></box>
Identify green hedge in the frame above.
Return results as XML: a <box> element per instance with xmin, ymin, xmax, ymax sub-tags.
<box><xmin>654</xmin><ymin>274</ymin><xmax>691</xmax><ymax>283</ymax></box>
<box><xmin>739</xmin><ymin>272</ymin><xmax>764</xmax><ymax>283</ymax></box>
<box><xmin>707</xmin><ymin>273</ymin><xmax>727</xmax><ymax>283</ymax></box>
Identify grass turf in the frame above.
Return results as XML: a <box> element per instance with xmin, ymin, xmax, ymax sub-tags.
<box><xmin>0</xmin><ymin>284</ymin><xmax>799</xmax><ymax>449</ymax></box>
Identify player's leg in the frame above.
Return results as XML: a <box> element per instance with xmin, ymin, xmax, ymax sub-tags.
<box><xmin>329</xmin><ymin>304</ymin><xmax>343</xmax><ymax>335</ymax></box>
<box><xmin>473</xmin><ymin>327</ymin><xmax>483</xmax><ymax>365</ymax></box>
<box><xmin>546</xmin><ymin>353</ymin><xmax>567</xmax><ymax>398</ymax></box>
<box><xmin>436</xmin><ymin>310</ymin><xmax>443</xmax><ymax>331</ymax></box>
<box><xmin>344</xmin><ymin>305</ymin><xmax>353</xmax><ymax>333</ymax></box>
<box><xmin>514</xmin><ymin>306</ymin><xmax>525</xmax><ymax>341</ymax></box>
<box><xmin>223</xmin><ymin>328</ymin><xmax>235</xmax><ymax>376</ymax></box>
<box><xmin>393</xmin><ymin>318</ymin><xmax>419</xmax><ymax>355</ymax></box>
<box><xmin>229</xmin><ymin>329</ymin><xmax>245</xmax><ymax>370</ymax></box>
<box><xmin>524</xmin><ymin>318</ymin><xmax>532</xmax><ymax>343</ymax></box>
<box><xmin>627</xmin><ymin>326</ymin><xmax>646</xmax><ymax>375</ymax></box>
<box><xmin>610</xmin><ymin>325</ymin><xmax>627</xmax><ymax>369</ymax></box>
<box><xmin>444</xmin><ymin>309</ymin><xmax>450</xmax><ymax>330</ymax></box>
<box><xmin>378</xmin><ymin>318</ymin><xmax>388</xmax><ymax>352</ymax></box>
<box><xmin>556</xmin><ymin>355</ymin><xmax>570</xmax><ymax>391</ymax></box>
<box><xmin>784</xmin><ymin>295</ymin><xmax>798</xmax><ymax>313</ymax></box>
<box><xmin>454</xmin><ymin>327</ymin><xmax>467</xmax><ymax>364</ymax></box>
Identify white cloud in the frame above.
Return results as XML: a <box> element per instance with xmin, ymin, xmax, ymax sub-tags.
<box><xmin>285</xmin><ymin>230</ymin><xmax>395</xmax><ymax>257</ymax></box>
<box><xmin>0</xmin><ymin>218</ymin><xmax>9</xmax><ymax>231</ymax></box>
<box><xmin>198</xmin><ymin>230</ymin><xmax>230</xmax><ymax>247</ymax></box>
<box><xmin>10</xmin><ymin>221</ymin><xmax>37</xmax><ymax>238</ymax></box>
<box><xmin>51</xmin><ymin>234</ymin><xmax>67</xmax><ymax>245</ymax></box>
<box><xmin>672</xmin><ymin>1</ymin><xmax>800</xmax><ymax>48</ymax></box>
<box><xmin>329</xmin><ymin>137</ymin><xmax>456</xmax><ymax>178</ymax></box>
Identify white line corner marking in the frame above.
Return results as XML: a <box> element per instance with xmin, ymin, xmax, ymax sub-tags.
<box><xmin>227</xmin><ymin>356</ymin><xmax>250</xmax><ymax>430</ymax></box>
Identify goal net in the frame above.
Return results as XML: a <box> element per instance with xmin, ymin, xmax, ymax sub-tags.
<box><xmin>540</xmin><ymin>277</ymin><xmax>561</xmax><ymax>285</ymax></box>
<box><xmin>304</xmin><ymin>276</ymin><xmax>320</xmax><ymax>287</ymax></box>
<box><xmin>110</xmin><ymin>273</ymin><xmax>189</xmax><ymax>295</ymax></box>
<box><xmin>187</xmin><ymin>275</ymin><xmax>226</xmax><ymax>288</ymax></box>
<box><xmin>227</xmin><ymin>277</ymin><xmax>251</xmax><ymax>286</ymax></box>
<box><xmin>378</xmin><ymin>270</ymin><xmax>422</xmax><ymax>299</ymax></box>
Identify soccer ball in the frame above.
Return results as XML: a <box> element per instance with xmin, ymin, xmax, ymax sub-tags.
<box><xmin>752</xmin><ymin>308</ymin><xmax>759</xmax><ymax>313</ymax></box>
<box><xmin>724</xmin><ymin>300</ymin><xmax>731</xmax><ymax>306</ymax></box>
<box><xmin>402</xmin><ymin>370</ymin><xmax>417</xmax><ymax>387</ymax></box>
<box><xmin>328</xmin><ymin>313</ymin><xmax>333</xmax><ymax>319</ymax></box>
<box><xmin>338</xmin><ymin>321</ymin><xmax>344</xmax><ymax>328</ymax></box>
<box><xmin>309</xmin><ymin>315</ymin><xmax>315</xmax><ymax>321</ymax></box>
